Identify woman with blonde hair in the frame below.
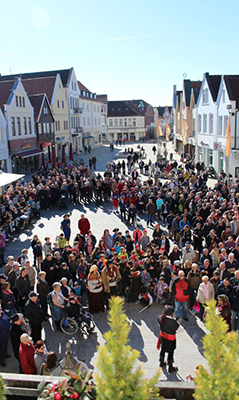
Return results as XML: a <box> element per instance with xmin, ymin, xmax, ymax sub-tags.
<box><xmin>196</xmin><ymin>275</ymin><xmax>215</xmax><ymax>320</ymax></box>
<box><xmin>87</xmin><ymin>265</ymin><xmax>104</xmax><ymax>313</ymax></box>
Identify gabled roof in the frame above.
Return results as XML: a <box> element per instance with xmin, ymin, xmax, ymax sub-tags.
<box><xmin>205</xmin><ymin>73</ymin><xmax>221</xmax><ymax>102</ymax></box>
<box><xmin>21</xmin><ymin>77</ymin><xmax>56</xmax><ymax>103</ymax></box>
<box><xmin>97</xmin><ymin>94</ymin><xmax>108</xmax><ymax>104</ymax></box>
<box><xmin>0</xmin><ymin>68</ymin><xmax>73</xmax><ymax>87</ymax></box>
<box><xmin>107</xmin><ymin>100</ymin><xmax>147</xmax><ymax>117</ymax></box>
<box><xmin>0</xmin><ymin>79</ymin><xmax>17</xmax><ymax>112</ymax></box>
<box><xmin>78</xmin><ymin>81</ymin><xmax>90</xmax><ymax>93</ymax></box>
<box><xmin>224</xmin><ymin>75</ymin><xmax>239</xmax><ymax>108</ymax></box>
<box><xmin>176</xmin><ymin>91</ymin><xmax>182</xmax><ymax>108</ymax></box>
<box><xmin>28</xmin><ymin>93</ymin><xmax>54</xmax><ymax>122</ymax></box>
<box><xmin>183</xmin><ymin>80</ymin><xmax>202</xmax><ymax>107</ymax></box>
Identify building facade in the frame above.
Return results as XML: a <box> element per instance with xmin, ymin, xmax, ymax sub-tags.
<box><xmin>78</xmin><ymin>81</ymin><xmax>103</xmax><ymax>149</ymax></box>
<box><xmin>0</xmin><ymin>79</ymin><xmax>39</xmax><ymax>173</ymax></box>
<box><xmin>107</xmin><ymin>100</ymin><xmax>148</xmax><ymax>142</ymax></box>
<box><xmin>29</xmin><ymin>94</ymin><xmax>55</xmax><ymax>164</ymax></box>
<box><xmin>0</xmin><ymin>109</ymin><xmax>11</xmax><ymax>172</ymax></box>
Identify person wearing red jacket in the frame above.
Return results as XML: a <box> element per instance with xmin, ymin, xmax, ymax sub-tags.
<box><xmin>78</xmin><ymin>214</ymin><xmax>90</xmax><ymax>236</ymax></box>
<box><xmin>19</xmin><ymin>333</ymin><xmax>36</xmax><ymax>374</ymax></box>
<box><xmin>132</xmin><ymin>226</ymin><xmax>143</xmax><ymax>244</ymax></box>
<box><xmin>171</xmin><ymin>270</ymin><xmax>190</xmax><ymax>321</ymax></box>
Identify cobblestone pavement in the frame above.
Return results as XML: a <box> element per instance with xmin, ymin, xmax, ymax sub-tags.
<box><xmin>0</xmin><ymin>140</ymin><xmax>209</xmax><ymax>381</ymax></box>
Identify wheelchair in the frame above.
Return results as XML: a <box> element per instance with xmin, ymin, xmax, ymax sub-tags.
<box><xmin>60</xmin><ymin>309</ymin><xmax>95</xmax><ymax>339</ymax></box>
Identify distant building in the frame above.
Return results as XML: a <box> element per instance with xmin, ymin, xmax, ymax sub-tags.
<box><xmin>107</xmin><ymin>99</ymin><xmax>153</xmax><ymax>142</ymax></box>
<box><xmin>0</xmin><ymin>108</ymin><xmax>10</xmax><ymax>172</ymax></box>
<box><xmin>0</xmin><ymin>78</ymin><xmax>39</xmax><ymax>173</ymax></box>
<box><xmin>97</xmin><ymin>94</ymin><xmax>108</xmax><ymax>142</ymax></box>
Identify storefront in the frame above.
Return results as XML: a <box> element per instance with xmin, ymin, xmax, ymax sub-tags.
<box><xmin>11</xmin><ymin>149</ymin><xmax>43</xmax><ymax>173</ymax></box>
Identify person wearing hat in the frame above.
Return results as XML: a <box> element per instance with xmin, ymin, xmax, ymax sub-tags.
<box><xmin>19</xmin><ymin>333</ymin><xmax>36</xmax><ymax>375</ymax></box>
<box><xmin>24</xmin><ymin>291</ymin><xmax>43</xmax><ymax>343</ymax></box>
<box><xmin>87</xmin><ymin>265</ymin><xmax>104</xmax><ymax>313</ymax></box>
<box><xmin>0</xmin><ymin>303</ymin><xmax>11</xmax><ymax>367</ymax></box>
<box><xmin>216</xmin><ymin>294</ymin><xmax>231</xmax><ymax>331</ymax></box>
<box><xmin>60</xmin><ymin>213</ymin><xmax>71</xmax><ymax>245</ymax></box>
<box><xmin>182</xmin><ymin>242</ymin><xmax>195</xmax><ymax>265</ymax></box>
<box><xmin>101</xmin><ymin>260</ymin><xmax>121</xmax><ymax>309</ymax></box>
<box><xmin>16</xmin><ymin>267</ymin><xmax>31</xmax><ymax>311</ymax></box>
<box><xmin>10</xmin><ymin>313</ymin><xmax>30</xmax><ymax>364</ymax></box>
<box><xmin>157</xmin><ymin>305</ymin><xmax>179</xmax><ymax>372</ymax></box>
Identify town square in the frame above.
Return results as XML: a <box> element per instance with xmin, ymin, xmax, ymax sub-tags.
<box><xmin>0</xmin><ymin>1</ymin><xmax>239</xmax><ymax>399</ymax></box>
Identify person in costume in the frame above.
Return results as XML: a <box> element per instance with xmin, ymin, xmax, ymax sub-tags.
<box><xmin>157</xmin><ymin>305</ymin><xmax>179</xmax><ymax>373</ymax></box>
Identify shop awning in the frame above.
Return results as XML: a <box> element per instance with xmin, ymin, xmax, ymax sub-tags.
<box><xmin>83</xmin><ymin>135</ymin><xmax>94</xmax><ymax>139</ymax></box>
<box><xmin>0</xmin><ymin>172</ymin><xmax>25</xmax><ymax>188</ymax></box>
<box><xmin>13</xmin><ymin>149</ymin><xmax>44</xmax><ymax>158</ymax></box>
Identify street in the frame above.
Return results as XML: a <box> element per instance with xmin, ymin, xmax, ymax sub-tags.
<box><xmin>0</xmin><ymin>141</ymin><xmax>208</xmax><ymax>381</ymax></box>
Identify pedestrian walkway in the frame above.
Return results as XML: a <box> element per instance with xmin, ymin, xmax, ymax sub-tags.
<box><xmin>0</xmin><ymin>140</ymin><xmax>209</xmax><ymax>381</ymax></box>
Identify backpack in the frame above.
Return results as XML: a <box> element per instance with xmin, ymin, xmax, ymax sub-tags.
<box><xmin>47</xmin><ymin>291</ymin><xmax>53</xmax><ymax>307</ymax></box>
<box><xmin>17</xmin><ymin>255</ymin><xmax>21</xmax><ymax>264</ymax></box>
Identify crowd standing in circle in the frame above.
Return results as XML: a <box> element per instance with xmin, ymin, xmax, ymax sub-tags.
<box><xmin>0</xmin><ymin>144</ymin><xmax>239</xmax><ymax>374</ymax></box>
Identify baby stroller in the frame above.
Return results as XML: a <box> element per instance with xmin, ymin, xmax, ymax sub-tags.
<box><xmin>59</xmin><ymin>194</ymin><xmax>68</xmax><ymax>209</ymax></box>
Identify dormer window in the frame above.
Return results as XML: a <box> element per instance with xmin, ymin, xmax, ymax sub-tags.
<box><xmin>202</xmin><ymin>88</ymin><xmax>209</xmax><ymax>105</ymax></box>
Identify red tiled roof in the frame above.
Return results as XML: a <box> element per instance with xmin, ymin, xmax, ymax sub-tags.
<box><xmin>21</xmin><ymin>77</ymin><xmax>56</xmax><ymax>103</ymax></box>
<box><xmin>78</xmin><ymin>80</ymin><xmax>90</xmax><ymax>93</ymax></box>
<box><xmin>0</xmin><ymin>80</ymin><xmax>16</xmax><ymax>112</ymax></box>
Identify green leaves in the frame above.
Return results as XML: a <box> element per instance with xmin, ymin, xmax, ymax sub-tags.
<box><xmin>95</xmin><ymin>297</ymin><xmax>161</xmax><ymax>400</ymax></box>
<box><xmin>194</xmin><ymin>300</ymin><xmax>239</xmax><ymax>400</ymax></box>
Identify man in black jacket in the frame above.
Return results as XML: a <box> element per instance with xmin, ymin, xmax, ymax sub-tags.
<box><xmin>230</xmin><ymin>283</ymin><xmax>239</xmax><ymax>331</ymax></box>
<box><xmin>10</xmin><ymin>313</ymin><xmax>29</xmax><ymax>366</ymax></box>
<box><xmin>24</xmin><ymin>291</ymin><xmax>43</xmax><ymax>344</ymax></box>
<box><xmin>16</xmin><ymin>267</ymin><xmax>31</xmax><ymax>311</ymax></box>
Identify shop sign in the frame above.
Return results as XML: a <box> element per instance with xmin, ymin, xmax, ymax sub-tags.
<box><xmin>21</xmin><ymin>142</ymin><xmax>31</xmax><ymax>149</ymax></box>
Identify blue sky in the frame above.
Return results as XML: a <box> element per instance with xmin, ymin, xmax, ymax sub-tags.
<box><xmin>1</xmin><ymin>0</ymin><xmax>239</xmax><ymax>106</ymax></box>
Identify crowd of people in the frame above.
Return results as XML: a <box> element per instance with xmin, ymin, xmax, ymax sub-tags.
<box><xmin>0</xmin><ymin>143</ymin><xmax>239</xmax><ymax>374</ymax></box>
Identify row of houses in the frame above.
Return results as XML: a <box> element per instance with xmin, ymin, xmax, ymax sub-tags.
<box><xmin>0</xmin><ymin>68</ymin><xmax>108</xmax><ymax>173</ymax></box>
<box><xmin>173</xmin><ymin>73</ymin><xmax>239</xmax><ymax>177</ymax></box>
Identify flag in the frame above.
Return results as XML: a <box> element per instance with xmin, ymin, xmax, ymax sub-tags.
<box><xmin>182</xmin><ymin>119</ymin><xmax>189</xmax><ymax>146</ymax></box>
<box><xmin>157</xmin><ymin>119</ymin><xmax>163</xmax><ymax>137</ymax></box>
<box><xmin>225</xmin><ymin>117</ymin><xmax>231</xmax><ymax>157</ymax></box>
<box><xmin>165</xmin><ymin>122</ymin><xmax>171</xmax><ymax>141</ymax></box>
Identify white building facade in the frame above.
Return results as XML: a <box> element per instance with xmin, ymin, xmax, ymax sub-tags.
<box><xmin>0</xmin><ymin>109</ymin><xmax>11</xmax><ymax>172</ymax></box>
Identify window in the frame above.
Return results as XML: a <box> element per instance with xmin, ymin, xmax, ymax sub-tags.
<box><xmin>0</xmin><ymin>129</ymin><xmax>3</xmax><ymax>141</ymax></box>
<box><xmin>57</xmin><ymin>100</ymin><xmax>60</xmax><ymax>108</ymax></box>
<box><xmin>51</xmin><ymin>123</ymin><xmax>54</xmax><ymax>133</ymax></box>
<box><xmin>94</xmin><ymin>105</ymin><xmax>96</xmax><ymax>112</ymax></box>
<box><xmin>64</xmin><ymin>120</ymin><xmax>68</xmax><ymax>130</ymax></box>
<box><xmin>128</xmin><ymin>118</ymin><xmax>132</xmax><ymax>126</ymax></box>
<box><xmin>203</xmin><ymin>114</ymin><xmax>207</xmax><ymax>133</ymax></box>
<box><xmin>98</xmin><ymin>117</ymin><xmax>100</xmax><ymax>125</ymax></box>
<box><xmin>83</xmin><ymin>103</ymin><xmax>85</xmax><ymax>111</ymax></box>
<box><xmin>15</xmin><ymin>96</ymin><xmax>18</xmax><ymax>107</ymax></box>
<box><xmin>28</xmin><ymin>117</ymin><xmax>32</xmax><ymax>134</ymax></box>
<box><xmin>209</xmin><ymin>114</ymin><xmax>214</xmax><ymax>134</ymax></box>
<box><xmin>133</xmin><ymin>121</ymin><xmax>136</xmax><ymax>127</ymax></box>
<box><xmin>98</xmin><ymin>106</ymin><xmax>100</xmax><ymax>113</ymax></box>
<box><xmin>11</xmin><ymin>117</ymin><xmax>16</xmax><ymax>136</ymax></box>
<box><xmin>114</xmin><ymin>119</ymin><xmax>118</xmax><ymax>126</ymax></box>
<box><xmin>62</xmin><ymin>101</ymin><xmax>64</xmax><ymax>108</ymax></box>
<box><xmin>87</xmin><ymin>104</ymin><xmax>90</xmax><ymax>112</ymax></box>
<box><xmin>47</xmin><ymin>123</ymin><xmax>50</xmax><ymax>133</ymax></box>
<box><xmin>203</xmin><ymin>88</ymin><xmax>209</xmax><ymax>104</ymax></box>
<box><xmin>219</xmin><ymin>116</ymin><xmax>223</xmax><ymax>135</ymax></box>
<box><xmin>22</xmin><ymin>97</ymin><xmax>25</xmax><ymax>107</ymax></box>
<box><xmin>119</xmin><ymin>119</ymin><xmax>123</xmax><ymax>126</ymax></box>
<box><xmin>83</xmin><ymin>117</ymin><xmax>85</xmax><ymax>126</ymax></box>
<box><xmin>17</xmin><ymin>117</ymin><xmax>21</xmax><ymax>135</ymax></box>
<box><xmin>87</xmin><ymin>117</ymin><xmax>90</xmax><ymax>126</ymax></box>
<box><xmin>58</xmin><ymin>121</ymin><xmax>60</xmax><ymax>130</ymax></box>
<box><xmin>43</xmin><ymin>123</ymin><xmax>47</xmax><ymax>134</ymax></box>
<box><xmin>124</xmin><ymin>121</ymin><xmax>127</xmax><ymax>127</ymax></box>
<box><xmin>43</xmin><ymin>107</ymin><xmax>48</xmax><ymax>114</ymax></box>
<box><xmin>224</xmin><ymin>116</ymin><xmax>229</xmax><ymax>135</ymax></box>
<box><xmin>38</xmin><ymin>123</ymin><xmax>42</xmax><ymax>134</ymax></box>
<box><xmin>23</xmin><ymin>117</ymin><xmax>27</xmax><ymax>135</ymax></box>
<box><xmin>55</xmin><ymin>121</ymin><xmax>58</xmax><ymax>131</ymax></box>
<box><xmin>208</xmin><ymin>149</ymin><xmax>213</xmax><ymax>166</ymax></box>
<box><xmin>109</xmin><ymin>119</ymin><xmax>113</xmax><ymax>127</ymax></box>
<box><xmin>222</xmin><ymin>90</ymin><xmax>225</xmax><ymax>103</ymax></box>
<box><xmin>94</xmin><ymin>118</ymin><xmax>97</xmax><ymax>126</ymax></box>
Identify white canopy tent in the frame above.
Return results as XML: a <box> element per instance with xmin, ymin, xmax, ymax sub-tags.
<box><xmin>0</xmin><ymin>172</ymin><xmax>25</xmax><ymax>188</ymax></box>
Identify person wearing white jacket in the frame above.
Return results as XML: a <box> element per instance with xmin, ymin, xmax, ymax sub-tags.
<box><xmin>196</xmin><ymin>275</ymin><xmax>215</xmax><ymax>320</ymax></box>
